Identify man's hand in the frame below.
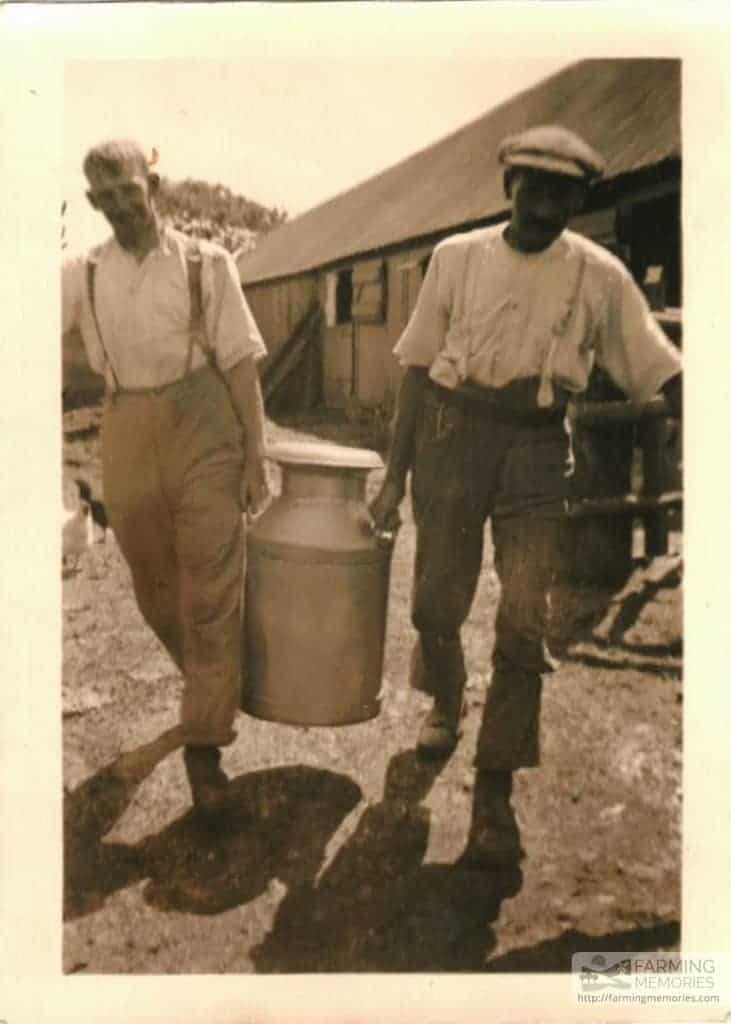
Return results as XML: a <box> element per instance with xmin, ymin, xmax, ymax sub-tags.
<box><xmin>242</xmin><ymin>454</ymin><xmax>270</xmax><ymax>517</ymax></box>
<box><xmin>369</xmin><ymin>478</ymin><xmax>404</xmax><ymax>535</ymax></box>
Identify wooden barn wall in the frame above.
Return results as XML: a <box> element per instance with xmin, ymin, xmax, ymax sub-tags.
<box><xmin>384</xmin><ymin>243</ymin><xmax>435</xmax><ymax>393</ymax></box>
<box><xmin>322</xmin><ymin>323</ymin><xmax>355</xmax><ymax>408</ymax></box>
<box><xmin>243</xmin><ymin>274</ymin><xmax>318</xmax><ymax>370</ymax></box>
<box><xmin>319</xmin><ymin>242</ymin><xmax>433</xmax><ymax>409</ymax></box>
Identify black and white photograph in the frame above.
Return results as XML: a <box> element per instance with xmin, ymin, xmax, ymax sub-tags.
<box><xmin>2</xmin><ymin>3</ymin><xmax>730</xmax><ymax>1022</ymax></box>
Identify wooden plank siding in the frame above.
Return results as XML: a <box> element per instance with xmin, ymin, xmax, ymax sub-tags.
<box><xmin>322</xmin><ymin>321</ymin><xmax>355</xmax><ymax>408</ymax></box>
<box><xmin>316</xmin><ymin>243</ymin><xmax>434</xmax><ymax>409</ymax></box>
<box><xmin>243</xmin><ymin>274</ymin><xmax>319</xmax><ymax>375</ymax></box>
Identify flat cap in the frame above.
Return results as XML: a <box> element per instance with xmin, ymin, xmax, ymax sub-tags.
<box><xmin>498</xmin><ymin>124</ymin><xmax>605</xmax><ymax>182</ymax></box>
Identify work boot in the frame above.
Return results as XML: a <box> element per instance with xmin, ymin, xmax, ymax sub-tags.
<box><xmin>183</xmin><ymin>745</ymin><xmax>230</xmax><ymax>817</ymax></box>
<box><xmin>460</xmin><ymin>770</ymin><xmax>523</xmax><ymax>868</ymax></box>
<box><xmin>416</xmin><ymin>690</ymin><xmax>464</xmax><ymax>761</ymax></box>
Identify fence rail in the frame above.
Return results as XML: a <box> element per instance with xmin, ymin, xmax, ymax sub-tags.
<box><xmin>566</xmin><ymin>382</ymin><xmax>681</xmax><ymax>575</ymax></box>
<box><xmin>567</xmin><ymin>489</ymin><xmax>682</xmax><ymax>519</ymax></box>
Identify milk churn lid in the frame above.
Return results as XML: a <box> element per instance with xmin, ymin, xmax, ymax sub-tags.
<box><xmin>266</xmin><ymin>440</ymin><xmax>383</xmax><ymax>471</ymax></box>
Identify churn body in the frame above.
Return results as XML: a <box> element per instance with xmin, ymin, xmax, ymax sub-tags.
<box><xmin>243</xmin><ymin>441</ymin><xmax>393</xmax><ymax>726</ymax></box>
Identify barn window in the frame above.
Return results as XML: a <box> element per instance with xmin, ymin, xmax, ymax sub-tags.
<box><xmin>335</xmin><ymin>269</ymin><xmax>353</xmax><ymax>325</ymax></box>
<box><xmin>352</xmin><ymin>259</ymin><xmax>386</xmax><ymax>323</ymax></box>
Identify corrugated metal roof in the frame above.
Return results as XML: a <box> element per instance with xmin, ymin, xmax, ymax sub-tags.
<box><xmin>239</xmin><ymin>58</ymin><xmax>680</xmax><ymax>285</ymax></box>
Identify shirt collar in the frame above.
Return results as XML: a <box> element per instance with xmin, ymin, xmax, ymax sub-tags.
<box><xmin>103</xmin><ymin>216</ymin><xmax>173</xmax><ymax>261</ymax></box>
<box><xmin>497</xmin><ymin>223</ymin><xmax>567</xmax><ymax>261</ymax></box>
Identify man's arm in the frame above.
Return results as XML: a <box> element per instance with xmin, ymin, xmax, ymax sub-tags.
<box><xmin>369</xmin><ymin>366</ymin><xmax>429</xmax><ymax>532</ymax></box>
<box><xmin>597</xmin><ymin>263</ymin><xmax>682</xmax><ymax>406</ymax></box>
<box><xmin>222</xmin><ymin>355</ymin><xmax>270</xmax><ymax>514</ymax></box>
<box><xmin>370</xmin><ymin>244</ymin><xmax>448</xmax><ymax>531</ymax></box>
<box><xmin>661</xmin><ymin>370</ymin><xmax>682</xmax><ymax>419</ymax></box>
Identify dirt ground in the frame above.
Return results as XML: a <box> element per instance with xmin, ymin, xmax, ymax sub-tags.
<box><xmin>62</xmin><ymin>402</ymin><xmax>682</xmax><ymax>974</ymax></box>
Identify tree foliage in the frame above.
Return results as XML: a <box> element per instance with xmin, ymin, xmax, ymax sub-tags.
<box><xmin>155</xmin><ymin>177</ymin><xmax>288</xmax><ymax>254</ymax></box>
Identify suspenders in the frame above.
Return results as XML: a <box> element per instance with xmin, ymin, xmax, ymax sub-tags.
<box><xmin>182</xmin><ymin>244</ymin><xmax>215</xmax><ymax>377</ymax></box>
<box><xmin>86</xmin><ymin>239</ymin><xmax>217</xmax><ymax>392</ymax></box>
<box><xmin>86</xmin><ymin>259</ymin><xmax>122</xmax><ymax>392</ymax></box>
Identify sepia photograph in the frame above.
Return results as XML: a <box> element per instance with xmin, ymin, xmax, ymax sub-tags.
<box><xmin>3</xmin><ymin>3</ymin><xmax>731</xmax><ymax>1022</ymax></box>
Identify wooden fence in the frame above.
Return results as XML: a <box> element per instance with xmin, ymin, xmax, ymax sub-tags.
<box><xmin>562</xmin><ymin>309</ymin><xmax>682</xmax><ymax>589</ymax></box>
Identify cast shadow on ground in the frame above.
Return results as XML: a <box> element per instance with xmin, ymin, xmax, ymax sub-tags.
<box><xmin>484</xmin><ymin>919</ymin><xmax>680</xmax><ymax>972</ymax></box>
<box><xmin>63</xmin><ymin>731</ymin><xmax>674</xmax><ymax>972</ymax></box>
<box><xmin>250</xmin><ymin>749</ymin><xmax>523</xmax><ymax>972</ymax></box>
<box><xmin>64</xmin><ymin>733</ymin><xmax>522</xmax><ymax>969</ymax></box>
<box><xmin>63</xmin><ymin>726</ymin><xmax>362</xmax><ymax>922</ymax></box>
<box><xmin>559</xmin><ymin>651</ymin><xmax>682</xmax><ymax>680</ymax></box>
<box><xmin>552</xmin><ymin>558</ymin><xmax>682</xmax><ymax>675</ymax></box>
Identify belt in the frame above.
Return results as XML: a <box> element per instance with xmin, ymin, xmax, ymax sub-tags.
<box><xmin>426</xmin><ymin>377</ymin><xmax>568</xmax><ymax>426</ymax></box>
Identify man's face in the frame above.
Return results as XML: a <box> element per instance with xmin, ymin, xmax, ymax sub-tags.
<box><xmin>508</xmin><ymin>168</ymin><xmax>587</xmax><ymax>252</ymax></box>
<box><xmin>85</xmin><ymin>164</ymin><xmax>157</xmax><ymax>250</ymax></box>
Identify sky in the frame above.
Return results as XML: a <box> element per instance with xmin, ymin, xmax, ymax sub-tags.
<box><xmin>64</xmin><ymin>56</ymin><xmax>567</xmax><ymax>218</ymax></box>
<box><xmin>58</xmin><ymin>5</ymin><xmax>573</xmax><ymax>252</ymax></box>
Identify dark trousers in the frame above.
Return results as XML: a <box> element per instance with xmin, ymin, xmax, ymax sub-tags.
<box><xmin>409</xmin><ymin>381</ymin><xmax>571</xmax><ymax>770</ymax></box>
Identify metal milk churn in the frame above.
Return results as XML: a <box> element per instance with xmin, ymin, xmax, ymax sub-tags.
<box><xmin>243</xmin><ymin>440</ymin><xmax>394</xmax><ymax>726</ymax></box>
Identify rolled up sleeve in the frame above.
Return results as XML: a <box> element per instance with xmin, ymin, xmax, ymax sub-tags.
<box><xmin>597</xmin><ymin>265</ymin><xmax>682</xmax><ymax>404</ymax></box>
<box><xmin>204</xmin><ymin>251</ymin><xmax>267</xmax><ymax>371</ymax></box>
<box><xmin>393</xmin><ymin>245</ymin><xmax>451</xmax><ymax>368</ymax></box>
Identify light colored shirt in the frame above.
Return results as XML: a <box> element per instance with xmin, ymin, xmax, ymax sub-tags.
<box><xmin>62</xmin><ymin>225</ymin><xmax>266</xmax><ymax>390</ymax></box>
<box><xmin>394</xmin><ymin>223</ymin><xmax>681</xmax><ymax>406</ymax></box>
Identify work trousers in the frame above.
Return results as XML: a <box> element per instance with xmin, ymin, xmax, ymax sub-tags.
<box><xmin>410</xmin><ymin>380</ymin><xmax>571</xmax><ymax>770</ymax></box>
<box><xmin>101</xmin><ymin>366</ymin><xmax>245</xmax><ymax>748</ymax></box>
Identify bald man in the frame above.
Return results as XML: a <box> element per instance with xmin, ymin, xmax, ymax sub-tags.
<box><xmin>62</xmin><ymin>140</ymin><xmax>269</xmax><ymax>815</ymax></box>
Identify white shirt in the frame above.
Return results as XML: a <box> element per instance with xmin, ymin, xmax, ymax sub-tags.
<box><xmin>62</xmin><ymin>226</ymin><xmax>266</xmax><ymax>390</ymax></box>
<box><xmin>394</xmin><ymin>223</ymin><xmax>681</xmax><ymax>406</ymax></box>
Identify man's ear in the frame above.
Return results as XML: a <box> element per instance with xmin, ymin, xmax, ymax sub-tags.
<box><xmin>85</xmin><ymin>190</ymin><xmax>99</xmax><ymax>211</ymax></box>
<box><xmin>148</xmin><ymin>172</ymin><xmax>160</xmax><ymax>196</ymax></box>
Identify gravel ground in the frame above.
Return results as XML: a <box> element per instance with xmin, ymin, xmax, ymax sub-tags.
<box><xmin>62</xmin><ymin>403</ymin><xmax>682</xmax><ymax>974</ymax></box>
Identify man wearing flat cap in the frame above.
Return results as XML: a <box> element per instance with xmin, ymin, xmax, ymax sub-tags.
<box><xmin>62</xmin><ymin>140</ymin><xmax>269</xmax><ymax>817</ymax></box>
<box><xmin>370</xmin><ymin>124</ymin><xmax>682</xmax><ymax>867</ymax></box>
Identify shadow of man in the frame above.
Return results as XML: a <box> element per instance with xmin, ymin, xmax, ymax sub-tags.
<box><xmin>64</xmin><ymin>725</ymin><xmax>362</xmax><ymax>923</ymax></box>
<box><xmin>64</xmin><ymin>725</ymin><xmax>183</xmax><ymax>920</ymax></box>
<box><xmin>252</xmin><ymin>748</ymin><xmax>523</xmax><ymax>972</ymax></box>
<box><xmin>140</xmin><ymin>763</ymin><xmax>361</xmax><ymax>916</ymax></box>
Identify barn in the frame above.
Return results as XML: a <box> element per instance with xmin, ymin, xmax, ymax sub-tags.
<box><xmin>238</xmin><ymin>57</ymin><xmax>681</xmax><ymax>415</ymax></box>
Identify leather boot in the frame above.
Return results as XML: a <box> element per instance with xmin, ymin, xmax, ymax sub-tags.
<box><xmin>415</xmin><ymin>633</ymin><xmax>466</xmax><ymax>761</ymax></box>
<box><xmin>183</xmin><ymin>745</ymin><xmax>230</xmax><ymax>816</ymax></box>
<box><xmin>416</xmin><ymin>684</ymin><xmax>465</xmax><ymax>760</ymax></box>
<box><xmin>460</xmin><ymin>770</ymin><xmax>522</xmax><ymax>868</ymax></box>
